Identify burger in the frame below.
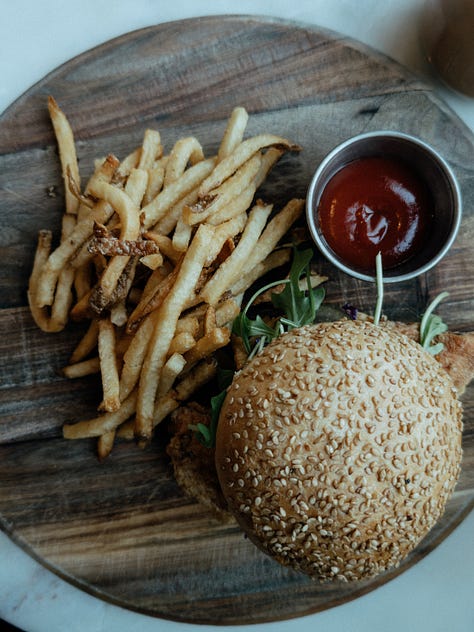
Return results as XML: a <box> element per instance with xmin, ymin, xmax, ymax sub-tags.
<box><xmin>214</xmin><ymin>319</ymin><xmax>463</xmax><ymax>582</ymax></box>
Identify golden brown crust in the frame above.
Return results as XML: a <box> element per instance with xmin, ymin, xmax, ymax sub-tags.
<box><xmin>167</xmin><ymin>403</ymin><xmax>234</xmax><ymax>523</ymax></box>
<box><xmin>215</xmin><ymin>320</ymin><xmax>463</xmax><ymax>582</ymax></box>
<box><xmin>384</xmin><ymin>320</ymin><xmax>474</xmax><ymax>395</ymax></box>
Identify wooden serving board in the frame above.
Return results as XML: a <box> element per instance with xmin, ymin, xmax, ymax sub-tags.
<box><xmin>0</xmin><ymin>15</ymin><xmax>473</xmax><ymax>625</ymax></box>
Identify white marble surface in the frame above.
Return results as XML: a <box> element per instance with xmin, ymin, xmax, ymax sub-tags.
<box><xmin>1</xmin><ymin>1</ymin><xmax>473</xmax><ymax>631</ymax></box>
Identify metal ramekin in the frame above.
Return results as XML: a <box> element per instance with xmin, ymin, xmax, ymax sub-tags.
<box><xmin>305</xmin><ymin>131</ymin><xmax>462</xmax><ymax>283</ymax></box>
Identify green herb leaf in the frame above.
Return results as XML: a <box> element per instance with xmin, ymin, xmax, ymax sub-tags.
<box><xmin>420</xmin><ymin>291</ymin><xmax>449</xmax><ymax>355</ymax></box>
<box><xmin>190</xmin><ymin>389</ymin><xmax>228</xmax><ymax>448</ymax></box>
<box><xmin>271</xmin><ymin>247</ymin><xmax>325</xmax><ymax>329</ymax></box>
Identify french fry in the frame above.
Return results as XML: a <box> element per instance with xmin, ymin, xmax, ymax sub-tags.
<box><xmin>136</xmin><ymin>223</ymin><xmax>215</xmax><ymax>442</ymax></box>
<box><xmin>97</xmin><ymin>430</ymin><xmax>116</xmax><ymax>461</ymax></box>
<box><xmin>63</xmin><ymin>391</ymin><xmax>138</xmax><ymax>439</ymax></box>
<box><xmin>36</xmin><ymin>155</ymin><xmax>119</xmax><ymax>307</ymax></box>
<box><xmin>140</xmin><ymin>253</ymin><xmax>163</xmax><ymax>270</ymax></box>
<box><xmin>119</xmin><ymin>310</ymin><xmax>159</xmax><ymax>401</ymax></box>
<box><xmin>114</xmin><ymin>148</ymin><xmax>140</xmax><ymax>182</ymax></box>
<box><xmin>88</xmin><ymin>172</ymin><xmax>143</xmax><ymax>242</ymax></box>
<box><xmin>199</xmin><ymin>201</ymin><xmax>272</xmax><ymax>305</ymax></box>
<box><xmin>69</xmin><ymin>319</ymin><xmax>100</xmax><ymax>364</ymax></box>
<box><xmin>204</xmin><ymin>185</ymin><xmax>256</xmax><ymax>226</ymax></box>
<box><xmin>98</xmin><ymin>318</ymin><xmax>120</xmax><ymax>412</ymax></box>
<box><xmin>217</xmin><ymin>106</ymin><xmax>249</xmax><ymax>162</ymax></box>
<box><xmin>47</xmin><ymin>96</ymin><xmax>80</xmax><ymax>216</ymax></box>
<box><xmin>158</xmin><ymin>352</ymin><xmax>187</xmax><ymax>396</ymax></box>
<box><xmin>153</xmin><ymin>184</ymin><xmax>200</xmax><ymax>236</ymax></box>
<box><xmin>63</xmin><ymin>357</ymin><xmax>101</xmax><ymax>378</ymax></box>
<box><xmin>126</xmin><ymin>260</ymin><xmax>181</xmax><ymax>333</ymax></box>
<box><xmin>174</xmin><ymin>357</ymin><xmax>218</xmax><ymax>400</ymax></box>
<box><xmin>142</xmin><ymin>158</ymin><xmax>215</xmax><ymax>229</ymax></box>
<box><xmin>110</xmin><ymin>300</ymin><xmax>128</xmax><ymax>327</ymax></box>
<box><xmin>215</xmin><ymin>298</ymin><xmax>241</xmax><ymax>327</ymax></box>
<box><xmin>120</xmin><ymin>357</ymin><xmax>219</xmax><ymax>439</ymax></box>
<box><xmin>27</xmin><ymin>230</ymin><xmax>61</xmax><ymax>332</ymax></box>
<box><xmin>172</xmin><ymin>217</ymin><xmax>192</xmax><ymax>252</ymax></box>
<box><xmin>203</xmin><ymin>213</ymin><xmax>247</xmax><ymax>265</ymax></box>
<box><xmin>183</xmin><ymin>153</ymin><xmax>261</xmax><ymax>225</ymax></box>
<box><xmin>144</xmin><ymin>233</ymin><xmax>182</xmax><ymax>265</ymax></box>
<box><xmin>203</xmin><ymin>305</ymin><xmax>217</xmax><ymax>336</ymax></box>
<box><xmin>198</xmin><ymin>134</ymin><xmax>300</xmax><ymax>196</ymax></box>
<box><xmin>239</xmin><ymin>198</ymin><xmax>304</xmax><ymax>274</ymax></box>
<box><xmin>138</xmin><ymin>129</ymin><xmax>163</xmax><ymax>170</ymax></box>
<box><xmin>168</xmin><ymin>331</ymin><xmax>196</xmax><ymax>356</ymax></box>
<box><xmin>31</xmin><ymin>100</ymin><xmax>304</xmax><ymax>458</ymax></box>
<box><xmin>117</xmin><ymin>393</ymin><xmax>179</xmax><ymax>440</ymax></box>
<box><xmin>175</xmin><ymin>315</ymin><xmax>200</xmax><ymax>337</ymax></box>
<box><xmin>164</xmin><ymin>137</ymin><xmax>204</xmax><ymax>187</ymax></box>
<box><xmin>143</xmin><ymin>158</ymin><xmax>167</xmax><ymax>205</ymax></box>
<box><xmin>184</xmin><ymin>327</ymin><xmax>230</xmax><ymax>370</ymax></box>
<box><xmin>230</xmin><ymin>248</ymin><xmax>292</xmax><ymax>296</ymax></box>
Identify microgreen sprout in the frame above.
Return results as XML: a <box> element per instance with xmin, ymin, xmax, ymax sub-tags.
<box><xmin>373</xmin><ymin>252</ymin><xmax>384</xmax><ymax>326</ymax></box>
<box><xmin>420</xmin><ymin>291</ymin><xmax>449</xmax><ymax>355</ymax></box>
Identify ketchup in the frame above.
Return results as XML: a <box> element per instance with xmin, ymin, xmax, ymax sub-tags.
<box><xmin>317</xmin><ymin>156</ymin><xmax>433</xmax><ymax>272</ymax></box>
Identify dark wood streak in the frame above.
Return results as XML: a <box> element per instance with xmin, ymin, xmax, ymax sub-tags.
<box><xmin>0</xmin><ymin>15</ymin><xmax>472</xmax><ymax>625</ymax></box>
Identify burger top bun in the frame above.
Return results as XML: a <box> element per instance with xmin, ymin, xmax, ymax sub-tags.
<box><xmin>215</xmin><ymin>320</ymin><xmax>463</xmax><ymax>582</ymax></box>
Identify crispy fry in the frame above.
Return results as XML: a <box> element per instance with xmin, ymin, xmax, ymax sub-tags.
<box><xmin>36</xmin><ymin>155</ymin><xmax>119</xmax><ymax>306</ymax></box>
<box><xmin>203</xmin><ymin>213</ymin><xmax>247</xmax><ymax>265</ymax></box>
<box><xmin>183</xmin><ymin>153</ymin><xmax>261</xmax><ymax>225</ymax></box>
<box><xmin>230</xmin><ymin>248</ymin><xmax>292</xmax><ymax>296</ymax></box>
<box><xmin>140</xmin><ymin>253</ymin><xmax>163</xmax><ymax>270</ymax></box>
<box><xmin>200</xmin><ymin>201</ymin><xmax>272</xmax><ymax>305</ymax></box>
<box><xmin>119</xmin><ymin>312</ymin><xmax>158</xmax><ymax>401</ymax></box>
<box><xmin>136</xmin><ymin>224</ymin><xmax>215</xmax><ymax>441</ymax></box>
<box><xmin>138</xmin><ymin>129</ymin><xmax>162</xmax><ymax>170</ymax></box>
<box><xmin>144</xmin><ymin>233</ymin><xmax>182</xmax><ymax>265</ymax></box>
<box><xmin>69</xmin><ymin>319</ymin><xmax>100</xmax><ymax>364</ymax></box>
<box><xmin>215</xmin><ymin>298</ymin><xmax>241</xmax><ymax>327</ymax></box>
<box><xmin>164</xmin><ymin>137</ymin><xmax>204</xmax><ymax>187</ymax></box>
<box><xmin>175</xmin><ymin>315</ymin><xmax>200</xmax><ymax>337</ymax></box>
<box><xmin>27</xmin><ymin>230</ymin><xmax>61</xmax><ymax>332</ymax></box>
<box><xmin>204</xmin><ymin>184</ymin><xmax>256</xmax><ymax>226</ymax></box>
<box><xmin>63</xmin><ymin>357</ymin><xmax>101</xmax><ymax>378</ymax></box>
<box><xmin>172</xmin><ymin>217</ymin><xmax>192</xmax><ymax>252</ymax></box>
<box><xmin>184</xmin><ymin>327</ymin><xmax>230</xmax><ymax>369</ymax></box>
<box><xmin>63</xmin><ymin>391</ymin><xmax>138</xmax><ymax>439</ymax></box>
<box><xmin>199</xmin><ymin>134</ymin><xmax>300</xmax><ymax>196</ymax></box>
<box><xmin>168</xmin><ymin>331</ymin><xmax>196</xmax><ymax>356</ymax></box>
<box><xmin>204</xmin><ymin>305</ymin><xmax>217</xmax><ymax>335</ymax></box>
<box><xmin>174</xmin><ymin>357</ymin><xmax>218</xmax><ymax>400</ymax></box>
<box><xmin>232</xmin><ymin>333</ymin><xmax>248</xmax><ymax>370</ymax></box>
<box><xmin>153</xmin><ymin>184</ymin><xmax>200</xmax><ymax>236</ymax></box>
<box><xmin>97</xmin><ymin>431</ymin><xmax>116</xmax><ymax>461</ymax></box>
<box><xmin>47</xmin><ymin>96</ymin><xmax>80</xmax><ymax>216</ymax></box>
<box><xmin>30</xmin><ymin>100</ymin><xmax>305</xmax><ymax>457</ymax></box>
<box><xmin>98</xmin><ymin>318</ymin><xmax>120</xmax><ymax>412</ymax></box>
<box><xmin>126</xmin><ymin>260</ymin><xmax>181</xmax><ymax>333</ymax></box>
<box><xmin>240</xmin><ymin>198</ymin><xmax>304</xmax><ymax>273</ymax></box>
<box><xmin>217</xmin><ymin>106</ymin><xmax>249</xmax><ymax>162</ymax></box>
<box><xmin>114</xmin><ymin>148</ymin><xmax>140</xmax><ymax>182</ymax></box>
<box><xmin>158</xmin><ymin>353</ymin><xmax>187</xmax><ymax>396</ymax></box>
<box><xmin>142</xmin><ymin>158</ymin><xmax>215</xmax><ymax>229</ymax></box>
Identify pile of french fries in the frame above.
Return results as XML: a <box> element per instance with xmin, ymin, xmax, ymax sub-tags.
<box><xmin>28</xmin><ymin>98</ymin><xmax>304</xmax><ymax>459</ymax></box>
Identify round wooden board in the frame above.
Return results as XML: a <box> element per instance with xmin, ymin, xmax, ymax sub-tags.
<box><xmin>0</xmin><ymin>15</ymin><xmax>473</xmax><ymax>626</ymax></box>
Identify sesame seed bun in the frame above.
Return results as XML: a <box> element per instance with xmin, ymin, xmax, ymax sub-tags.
<box><xmin>215</xmin><ymin>320</ymin><xmax>463</xmax><ymax>581</ymax></box>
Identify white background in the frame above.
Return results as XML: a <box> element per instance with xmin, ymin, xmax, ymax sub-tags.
<box><xmin>1</xmin><ymin>2</ymin><xmax>473</xmax><ymax>631</ymax></box>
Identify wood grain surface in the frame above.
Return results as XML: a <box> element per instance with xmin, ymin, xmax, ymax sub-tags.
<box><xmin>0</xmin><ymin>15</ymin><xmax>473</xmax><ymax>625</ymax></box>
